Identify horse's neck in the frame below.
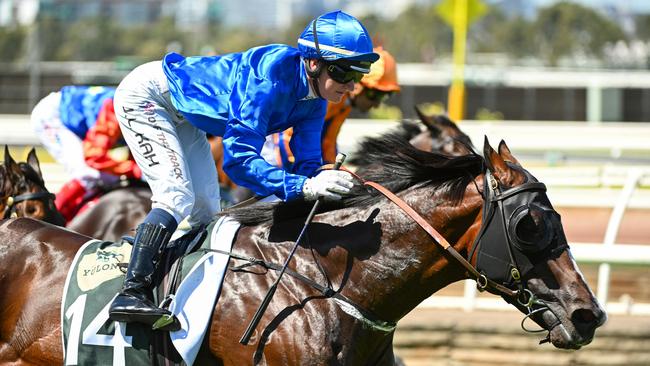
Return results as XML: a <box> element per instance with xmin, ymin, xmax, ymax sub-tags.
<box><xmin>331</xmin><ymin>184</ymin><xmax>483</xmax><ymax>322</ymax></box>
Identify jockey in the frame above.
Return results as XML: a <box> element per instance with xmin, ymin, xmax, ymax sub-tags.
<box><xmin>266</xmin><ymin>46</ymin><xmax>400</xmax><ymax>168</ymax></box>
<box><xmin>108</xmin><ymin>10</ymin><xmax>379</xmax><ymax>326</ymax></box>
<box><xmin>31</xmin><ymin>86</ymin><xmax>141</xmax><ymax>223</ymax></box>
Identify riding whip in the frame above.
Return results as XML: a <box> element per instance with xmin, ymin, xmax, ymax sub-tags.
<box><xmin>239</xmin><ymin>153</ymin><xmax>346</xmax><ymax>345</ymax></box>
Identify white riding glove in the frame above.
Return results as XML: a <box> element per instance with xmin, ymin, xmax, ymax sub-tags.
<box><xmin>302</xmin><ymin>170</ymin><xmax>354</xmax><ymax>201</ymax></box>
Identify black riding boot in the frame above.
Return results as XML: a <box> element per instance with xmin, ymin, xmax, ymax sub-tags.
<box><xmin>109</xmin><ymin>222</ymin><xmax>173</xmax><ymax>325</ymax></box>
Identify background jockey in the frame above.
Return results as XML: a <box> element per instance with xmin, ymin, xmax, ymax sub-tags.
<box><xmin>107</xmin><ymin>10</ymin><xmax>379</xmax><ymax>327</ymax></box>
<box><xmin>31</xmin><ymin>86</ymin><xmax>141</xmax><ymax>223</ymax></box>
<box><xmin>265</xmin><ymin>46</ymin><xmax>400</xmax><ymax>169</ymax></box>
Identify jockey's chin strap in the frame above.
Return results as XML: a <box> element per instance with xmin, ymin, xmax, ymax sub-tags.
<box><xmin>328</xmin><ymin>164</ymin><xmax>518</xmax><ymax>299</ymax></box>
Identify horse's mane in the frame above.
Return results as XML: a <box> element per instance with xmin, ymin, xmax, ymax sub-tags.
<box><xmin>223</xmin><ymin>132</ymin><xmax>484</xmax><ymax>226</ymax></box>
<box><xmin>347</xmin><ymin>120</ymin><xmax>422</xmax><ymax>167</ymax></box>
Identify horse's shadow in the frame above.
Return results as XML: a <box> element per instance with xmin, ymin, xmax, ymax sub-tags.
<box><xmin>268</xmin><ymin>208</ymin><xmax>382</xmax><ymax>259</ymax></box>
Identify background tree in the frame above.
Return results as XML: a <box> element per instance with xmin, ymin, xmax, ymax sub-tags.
<box><xmin>0</xmin><ymin>26</ymin><xmax>26</xmax><ymax>62</ymax></box>
<box><xmin>56</xmin><ymin>18</ymin><xmax>121</xmax><ymax>61</ymax></box>
<box><xmin>0</xmin><ymin>2</ymin><xmax>636</xmax><ymax>68</ymax></box>
<box><xmin>634</xmin><ymin>14</ymin><xmax>650</xmax><ymax>41</ymax></box>
<box><xmin>118</xmin><ymin>17</ymin><xmax>188</xmax><ymax>60</ymax></box>
<box><xmin>533</xmin><ymin>1</ymin><xmax>626</xmax><ymax>65</ymax></box>
<box><xmin>363</xmin><ymin>5</ymin><xmax>452</xmax><ymax>63</ymax></box>
<box><xmin>469</xmin><ymin>7</ymin><xmax>535</xmax><ymax>60</ymax></box>
<box><xmin>35</xmin><ymin>17</ymin><xmax>65</xmax><ymax>62</ymax></box>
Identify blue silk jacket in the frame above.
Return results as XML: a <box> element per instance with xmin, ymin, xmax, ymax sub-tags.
<box><xmin>59</xmin><ymin>86</ymin><xmax>116</xmax><ymax>139</ymax></box>
<box><xmin>162</xmin><ymin>45</ymin><xmax>326</xmax><ymax>200</ymax></box>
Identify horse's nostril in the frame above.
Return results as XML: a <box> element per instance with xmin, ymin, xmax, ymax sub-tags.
<box><xmin>572</xmin><ymin>308</ymin><xmax>597</xmax><ymax>325</ymax></box>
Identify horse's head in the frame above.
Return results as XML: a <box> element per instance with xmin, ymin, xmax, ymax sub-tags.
<box><xmin>412</xmin><ymin>105</ymin><xmax>474</xmax><ymax>156</ymax></box>
<box><xmin>1</xmin><ymin>146</ymin><xmax>65</xmax><ymax>225</ymax></box>
<box><xmin>350</xmin><ymin>108</ymin><xmax>474</xmax><ymax>171</ymax></box>
<box><xmin>472</xmin><ymin>137</ymin><xmax>606</xmax><ymax>349</ymax></box>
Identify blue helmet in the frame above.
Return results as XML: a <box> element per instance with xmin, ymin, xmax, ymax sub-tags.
<box><xmin>298</xmin><ymin>10</ymin><xmax>379</xmax><ymax>73</ymax></box>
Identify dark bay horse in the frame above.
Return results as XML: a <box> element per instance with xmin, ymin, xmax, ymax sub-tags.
<box><xmin>65</xmin><ymin>184</ymin><xmax>151</xmax><ymax>241</ymax></box>
<box><xmin>412</xmin><ymin>106</ymin><xmax>474</xmax><ymax>155</ymax></box>
<box><xmin>1</xmin><ymin>146</ymin><xmax>65</xmax><ymax>225</ymax></box>
<box><xmin>0</xmin><ymin>134</ymin><xmax>605</xmax><ymax>365</ymax></box>
<box><xmin>349</xmin><ymin>108</ymin><xmax>473</xmax><ymax>171</ymax></box>
<box><xmin>1</xmin><ymin>146</ymin><xmax>150</xmax><ymax>241</ymax></box>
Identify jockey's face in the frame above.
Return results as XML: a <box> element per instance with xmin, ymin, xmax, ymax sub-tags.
<box><xmin>309</xmin><ymin>59</ymin><xmax>355</xmax><ymax>103</ymax></box>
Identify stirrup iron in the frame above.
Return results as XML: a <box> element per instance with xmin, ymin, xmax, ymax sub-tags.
<box><xmin>152</xmin><ymin>313</ymin><xmax>180</xmax><ymax>331</ymax></box>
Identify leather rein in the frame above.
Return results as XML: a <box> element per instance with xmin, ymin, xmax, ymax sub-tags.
<box><xmin>207</xmin><ymin>164</ymin><xmax>558</xmax><ymax>334</ymax></box>
<box><xmin>340</xmin><ymin>166</ymin><xmax>519</xmax><ymax>299</ymax></box>
<box><xmin>340</xmin><ymin>165</ymin><xmax>569</xmax><ymax>342</ymax></box>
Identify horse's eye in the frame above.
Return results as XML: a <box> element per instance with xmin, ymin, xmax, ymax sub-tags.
<box><xmin>515</xmin><ymin>214</ymin><xmax>542</xmax><ymax>241</ymax></box>
<box><xmin>509</xmin><ymin>207</ymin><xmax>552</xmax><ymax>253</ymax></box>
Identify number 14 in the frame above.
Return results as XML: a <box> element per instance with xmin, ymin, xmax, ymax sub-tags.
<box><xmin>64</xmin><ymin>294</ymin><xmax>133</xmax><ymax>366</ymax></box>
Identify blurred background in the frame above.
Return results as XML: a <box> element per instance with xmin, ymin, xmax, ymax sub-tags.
<box><xmin>0</xmin><ymin>0</ymin><xmax>649</xmax><ymax>365</ymax></box>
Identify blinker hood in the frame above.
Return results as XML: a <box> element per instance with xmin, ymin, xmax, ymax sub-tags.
<box><xmin>474</xmin><ymin>171</ymin><xmax>557</xmax><ymax>288</ymax></box>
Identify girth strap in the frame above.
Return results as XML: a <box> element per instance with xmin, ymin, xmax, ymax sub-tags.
<box><xmin>201</xmin><ymin>248</ymin><xmax>397</xmax><ymax>331</ymax></box>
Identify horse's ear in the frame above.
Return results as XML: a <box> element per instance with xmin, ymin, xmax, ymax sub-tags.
<box><xmin>26</xmin><ymin>148</ymin><xmax>43</xmax><ymax>179</ymax></box>
<box><xmin>3</xmin><ymin>146</ymin><xmax>21</xmax><ymax>178</ymax></box>
<box><xmin>434</xmin><ymin>114</ymin><xmax>463</xmax><ymax>134</ymax></box>
<box><xmin>483</xmin><ymin>136</ymin><xmax>509</xmax><ymax>178</ymax></box>
<box><xmin>414</xmin><ymin>104</ymin><xmax>430</xmax><ymax>122</ymax></box>
<box><xmin>498</xmin><ymin>140</ymin><xmax>520</xmax><ymax>166</ymax></box>
<box><xmin>4</xmin><ymin>146</ymin><xmax>17</xmax><ymax>168</ymax></box>
<box><xmin>4</xmin><ymin>145</ymin><xmax>11</xmax><ymax>166</ymax></box>
<box><xmin>414</xmin><ymin>106</ymin><xmax>443</xmax><ymax>137</ymax></box>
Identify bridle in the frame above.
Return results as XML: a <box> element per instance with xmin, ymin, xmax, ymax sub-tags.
<box><xmin>467</xmin><ymin>168</ymin><xmax>570</xmax><ymax>342</ymax></box>
<box><xmin>2</xmin><ymin>164</ymin><xmax>56</xmax><ymax>219</ymax></box>
<box><xmin>343</xmin><ymin>164</ymin><xmax>571</xmax><ymax>342</ymax></box>
<box><xmin>428</xmin><ymin>135</ymin><xmax>456</xmax><ymax>153</ymax></box>
<box><xmin>212</xmin><ymin>164</ymin><xmax>572</xmax><ymax>341</ymax></box>
<box><xmin>3</xmin><ymin>191</ymin><xmax>56</xmax><ymax>219</ymax></box>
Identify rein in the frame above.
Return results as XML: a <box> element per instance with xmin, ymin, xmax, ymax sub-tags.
<box><xmin>336</xmin><ymin>165</ymin><xmax>568</xmax><ymax>341</ymax></box>
<box><xmin>339</xmin><ymin>166</ymin><xmax>518</xmax><ymax>298</ymax></box>
<box><xmin>211</xmin><ymin>163</ymin><xmax>564</xmax><ymax>338</ymax></box>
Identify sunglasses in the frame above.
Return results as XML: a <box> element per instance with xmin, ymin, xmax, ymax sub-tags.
<box><xmin>325</xmin><ymin>62</ymin><xmax>364</xmax><ymax>84</ymax></box>
<box><xmin>364</xmin><ymin>89</ymin><xmax>392</xmax><ymax>102</ymax></box>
